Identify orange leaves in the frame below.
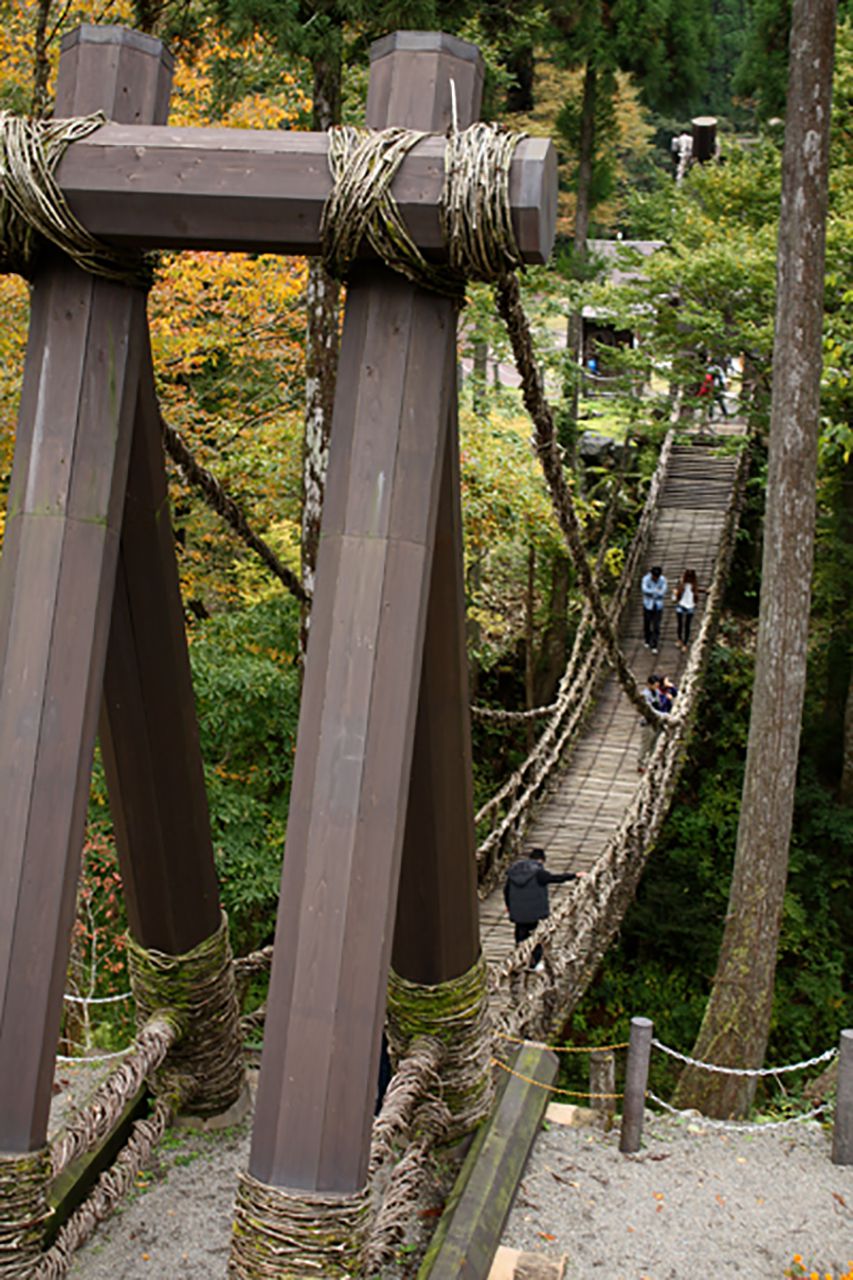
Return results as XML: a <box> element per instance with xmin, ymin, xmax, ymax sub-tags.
<box><xmin>168</xmin><ymin>20</ymin><xmax>310</xmax><ymax>131</ymax></box>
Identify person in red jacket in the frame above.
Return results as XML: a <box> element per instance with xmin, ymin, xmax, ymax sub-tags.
<box><xmin>504</xmin><ymin>847</ymin><xmax>581</xmax><ymax>970</ymax></box>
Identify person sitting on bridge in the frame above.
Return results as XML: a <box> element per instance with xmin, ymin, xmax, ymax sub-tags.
<box><xmin>504</xmin><ymin>848</ymin><xmax>581</xmax><ymax>971</ymax></box>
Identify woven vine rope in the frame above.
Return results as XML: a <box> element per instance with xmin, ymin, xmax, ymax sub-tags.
<box><xmin>127</xmin><ymin>912</ymin><xmax>244</xmax><ymax>1118</ymax></box>
<box><xmin>322</xmin><ymin>122</ymin><xmax>525</xmax><ymax>296</ymax></box>
<box><xmin>50</xmin><ymin>1014</ymin><xmax>178</xmax><ymax>1180</ymax></box>
<box><xmin>230</xmin><ymin>1175</ymin><xmax>370</xmax><ymax>1279</ymax></box>
<box><xmin>0</xmin><ymin>1148</ymin><xmax>51</xmax><ymax>1278</ymax></box>
<box><xmin>35</xmin><ymin>1073</ymin><xmax>194</xmax><ymax>1280</ymax></box>
<box><xmin>365</xmin><ymin>1036</ymin><xmax>451</xmax><ymax>1271</ymax></box>
<box><xmin>0</xmin><ymin>111</ymin><xmax>150</xmax><ymax>285</ymax></box>
<box><xmin>386</xmin><ymin>953</ymin><xmax>494</xmax><ymax>1138</ymax></box>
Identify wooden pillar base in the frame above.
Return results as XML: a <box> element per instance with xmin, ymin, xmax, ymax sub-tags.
<box><xmin>386</xmin><ymin>956</ymin><xmax>494</xmax><ymax>1139</ymax></box>
<box><xmin>127</xmin><ymin>913</ymin><xmax>245</xmax><ymax>1120</ymax></box>
<box><xmin>230</xmin><ymin>1172</ymin><xmax>370</xmax><ymax>1279</ymax></box>
<box><xmin>0</xmin><ymin>1147</ymin><xmax>51</xmax><ymax>1277</ymax></box>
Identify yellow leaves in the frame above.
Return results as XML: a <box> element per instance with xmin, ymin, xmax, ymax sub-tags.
<box><xmin>168</xmin><ymin>20</ymin><xmax>309</xmax><ymax>131</ymax></box>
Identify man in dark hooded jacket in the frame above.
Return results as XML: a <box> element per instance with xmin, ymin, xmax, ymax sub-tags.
<box><xmin>504</xmin><ymin>847</ymin><xmax>580</xmax><ymax>969</ymax></box>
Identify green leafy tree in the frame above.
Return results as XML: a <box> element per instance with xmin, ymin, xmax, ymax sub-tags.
<box><xmin>544</xmin><ymin>0</ymin><xmax>713</xmax><ymax>456</ymax></box>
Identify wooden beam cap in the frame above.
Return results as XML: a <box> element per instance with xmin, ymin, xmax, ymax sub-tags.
<box><xmin>370</xmin><ymin>30</ymin><xmax>484</xmax><ymax>71</ymax></box>
<box><xmin>60</xmin><ymin>22</ymin><xmax>174</xmax><ymax>69</ymax></box>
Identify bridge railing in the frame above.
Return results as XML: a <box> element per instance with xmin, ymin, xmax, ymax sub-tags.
<box><xmin>491</xmin><ymin>438</ymin><xmax>749</xmax><ymax>1039</ymax></box>
<box><xmin>475</xmin><ymin>429</ymin><xmax>676</xmax><ymax>896</ymax></box>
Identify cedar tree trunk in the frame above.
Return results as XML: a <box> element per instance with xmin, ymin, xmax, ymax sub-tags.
<box><xmin>674</xmin><ymin>0</ymin><xmax>837</xmax><ymax>1118</ymax></box>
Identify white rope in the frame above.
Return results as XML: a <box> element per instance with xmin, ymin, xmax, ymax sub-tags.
<box><xmin>647</xmin><ymin>1091</ymin><xmax>828</xmax><ymax>1133</ymax></box>
<box><xmin>651</xmin><ymin>1038</ymin><xmax>838</xmax><ymax>1078</ymax></box>
<box><xmin>63</xmin><ymin>990</ymin><xmax>132</xmax><ymax>1006</ymax></box>
<box><xmin>56</xmin><ymin>1045</ymin><xmax>132</xmax><ymax>1065</ymax></box>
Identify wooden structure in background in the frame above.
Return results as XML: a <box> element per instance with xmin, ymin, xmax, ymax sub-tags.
<box><xmin>0</xmin><ymin>23</ymin><xmax>556</xmax><ymax>1206</ymax></box>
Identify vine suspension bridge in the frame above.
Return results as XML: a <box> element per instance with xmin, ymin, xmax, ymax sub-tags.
<box><xmin>4</xmin><ymin>21</ymin><xmax>847</xmax><ymax>1280</ymax></box>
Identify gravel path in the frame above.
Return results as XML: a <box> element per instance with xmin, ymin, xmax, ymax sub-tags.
<box><xmin>502</xmin><ymin>1112</ymin><xmax>853</xmax><ymax>1279</ymax></box>
<box><xmin>62</xmin><ymin>1094</ymin><xmax>852</xmax><ymax>1279</ymax></box>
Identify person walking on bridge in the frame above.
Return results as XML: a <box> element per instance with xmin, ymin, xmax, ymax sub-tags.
<box><xmin>641</xmin><ymin>564</ymin><xmax>668</xmax><ymax>653</ymax></box>
<box><xmin>504</xmin><ymin>848</ymin><xmax>581</xmax><ymax>971</ymax></box>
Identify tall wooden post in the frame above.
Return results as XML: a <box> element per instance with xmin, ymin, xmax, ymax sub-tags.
<box><xmin>389</xmin><ymin>55</ymin><xmax>482</xmax><ymax>988</ymax></box>
<box><xmin>248</xmin><ymin>33</ymin><xmax>485</xmax><ymax>1194</ymax></box>
<box><xmin>99</xmin><ymin>332</ymin><xmax>222</xmax><ymax>953</ymax></box>
<box><xmin>0</xmin><ymin>27</ymin><xmax>172</xmax><ymax>1154</ymax></box>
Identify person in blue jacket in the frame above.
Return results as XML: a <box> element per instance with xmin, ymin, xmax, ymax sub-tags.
<box><xmin>641</xmin><ymin>564</ymin><xmax>668</xmax><ymax>653</ymax></box>
<box><xmin>504</xmin><ymin>848</ymin><xmax>580</xmax><ymax>970</ymax></box>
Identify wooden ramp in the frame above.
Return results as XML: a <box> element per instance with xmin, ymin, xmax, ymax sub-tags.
<box><xmin>479</xmin><ymin>432</ymin><xmax>745</xmax><ymax>973</ymax></box>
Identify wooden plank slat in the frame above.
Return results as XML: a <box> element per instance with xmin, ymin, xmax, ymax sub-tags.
<box><xmin>419</xmin><ymin>1044</ymin><xmax>558</xmax><ymax>1280</ymax></box>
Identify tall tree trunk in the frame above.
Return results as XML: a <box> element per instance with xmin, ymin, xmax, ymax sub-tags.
<box><xmin>842</xmin><ymin>665</ymin><xmax>853</xmax><ymax>807</ymax></box>
<box><xmin>31</xmin><ymin>0</ymin><xmax>53</xmax><ymax>116</ymax></box>
<box><xmin>535</xmin><ymin>551</ymin><xmax>570</xmax><ymax>705</ymax></box>
<box><xmin>829</xmin><ymin>454</ymin><xmax>853</xmax><ymax>801</ymax></box>
<box><xmin>563</xmin><ymin>60</ymin><xmax>597</xmax><ymax>464</ymax></box>
<box><xmin>524</xmin><ymin>542</ymin><xmax>536</xmax><ymax>752</ymax></box>
<box><xmin>300</xmin><ymin>53</ymin><xmax>342</xmax><ymax>658</ymax></box>
<box><xmin>505</xmin><ymin>44</ymin><xmax>535</xmax><ymax>113</ymax></box>
<box><xmin>674</xmin><ymin>0</ymin><xmax>837</xmax><ymax>1119</ymax></box>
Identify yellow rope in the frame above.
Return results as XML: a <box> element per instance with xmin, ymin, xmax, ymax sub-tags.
<box><xmin>492</xmin><ymin>1058</ymin><xmax>624</xmax><ymax>1100</ymax></box>
<box><xmin>496</xmin><ymin>1032</ymin><xmax>630</xmax><ymax>1053</ymax></box>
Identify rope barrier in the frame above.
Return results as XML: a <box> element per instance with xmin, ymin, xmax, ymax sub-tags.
<box><xmin>36</xmin><ymin>1073</ymin><xmax>195</xmax><ymax>1280</ymax></box>
<box><xmin>646</xmin><ymin>1091</ymin><xmax>828</xmax><ymax>1133</ymax></box>
<box><xmin>56</xmin><ymin>1044</ymin><xmax>133</xmax><ymax>1065</ymax></box>
<box><xmin>496</xmin><ymin>1032</ymin><xmax>630</xmax><ymax>1053</ymax></box>
<box><xmin>492</xmin><ymin>1057</ymin><xmax>623</xmax><ymax>1100</ymax></box>
<box><xmin>62</xmin><ymin>990</ymin><xmax>132</xmax><ymax>1006</ymax></box>
<box><xmin>651</xmin><ymin>1038</ymin><xmax>838</xmax><ymax>1078</ymax></box>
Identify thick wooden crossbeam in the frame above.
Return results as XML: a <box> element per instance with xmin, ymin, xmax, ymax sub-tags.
<box><xmin>52</xmin><ymin>128</ymin><xmax>556</xmax><ymax>261</ymax></box>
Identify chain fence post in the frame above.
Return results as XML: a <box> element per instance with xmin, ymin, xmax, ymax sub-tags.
<box><xmin>589</xmin><ymin>1050</ymin><xmax>616</xmax><ymax>1128</ymax></box>
<box><xmin>831</xmin><ymin>1028</ymin><xmax>853</xmax><ymax>1165</ymax></box>
<box><xmin>619</xmin><ymin>1017</ymin><xmax>653</xmax><ymax>1154</ymax></box>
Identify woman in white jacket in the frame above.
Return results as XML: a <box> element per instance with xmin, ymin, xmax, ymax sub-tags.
<box><xmin>673</xmin><ymin>568</ymin><xmax>704</xmax><ymax>650</ymax></box>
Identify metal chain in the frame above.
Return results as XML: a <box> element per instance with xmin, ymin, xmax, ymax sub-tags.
<box><xmin>651</xmin><ymin>1038</ymin><xmax>838</xmax><ymax>1078</ymax></box>
<box><xmin>647</xmin><ymin>1091</ymin><xmax>828</xmax><ymax>1133</ymax></box>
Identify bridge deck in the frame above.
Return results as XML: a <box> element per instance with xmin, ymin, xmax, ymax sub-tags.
<box><xmin>479</xmin><ymin>430</ymin><xmax>745</xmax><ymax>973</ymax></box>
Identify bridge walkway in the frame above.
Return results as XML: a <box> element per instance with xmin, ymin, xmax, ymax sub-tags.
<box><xmin>479</xmin><ymin>430</ymin><xmax>745</xmax><ymax>974</ymax></box>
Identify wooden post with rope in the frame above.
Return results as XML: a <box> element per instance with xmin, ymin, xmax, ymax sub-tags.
<box><xmin>832</xmin><ymin>1028</ymin><xmax>853</xmax><ymax>1165</ymax></box>
<box><xmin>0</xmin><ymin>20</ymin><xmax>557</xmax><ymax>1273</ymax></box>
